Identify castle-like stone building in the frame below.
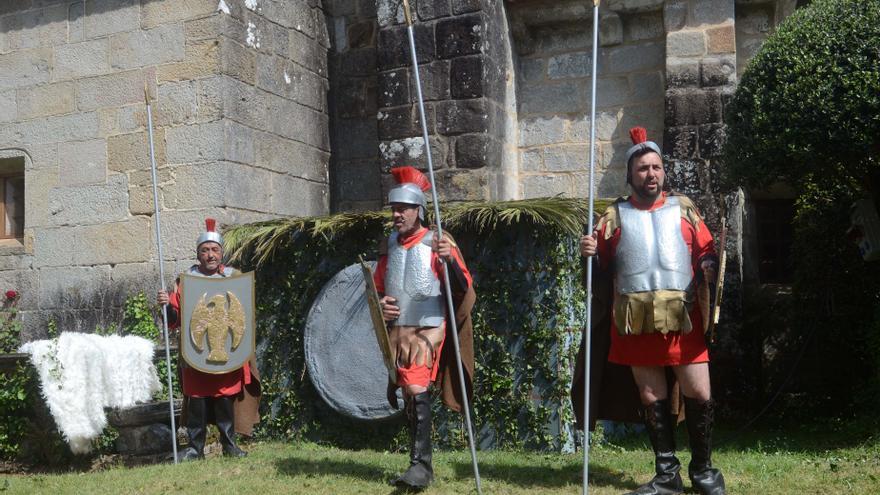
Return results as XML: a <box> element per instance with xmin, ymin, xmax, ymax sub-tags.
<box><xmin>0</xmin><ymin>0</ymin><xmax>800</xmax><ymax>338</ymax></box>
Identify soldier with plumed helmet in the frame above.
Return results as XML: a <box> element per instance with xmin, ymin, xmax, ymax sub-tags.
<box><xmin>157</xmin><ymin>218</ymin><xmax>261</xmax><ymax>462</ymax></box>
<box><xmin>372</xmin><ymin>166</ymin><xmax>477</xmax><ymax>490</ymax></box>
<box><xmin>576</xmin><ymin>128</ymin><xmax>726</xmax><ymax>495</ymax></box>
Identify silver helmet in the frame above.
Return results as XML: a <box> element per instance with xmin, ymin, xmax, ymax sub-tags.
<box><xmin>388</xmin><ymin>166</ymin><xmax>431</xmax><ymax>221</ymax></box>
<box><xmin>196</xmin><ymin>218</ymin><xmax>223</xmax><ymax>248</ymax></box>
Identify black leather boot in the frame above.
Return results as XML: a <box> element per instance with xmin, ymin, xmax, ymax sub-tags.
<box><xmin>178</xmin><ymin>396</ymin><xmax>206</xmax><ymax>461</ymax></box>
<box><xmin>391</xmin><ymin>392</ymin><xmax>433</xmax><ymax>489</ymax></box>
<box><xmin>684</xmin><ymin>397</ymin><xmax>726</xmax><ymax>495</ymax></box>
<box><xmin>625</xmin><ymin>399</ymin><xmax>685</xmax><ymax>495</ymax></box>
<box><xmin>214</xmin><ymin>396</ymin><xmax>247</xmax><ymax>457</ymax></box>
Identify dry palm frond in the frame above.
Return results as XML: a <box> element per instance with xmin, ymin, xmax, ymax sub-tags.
<box><xmin>223</xmin><ymin>197</ymin><xmax>614</xmax><ymax>267</ymax></box>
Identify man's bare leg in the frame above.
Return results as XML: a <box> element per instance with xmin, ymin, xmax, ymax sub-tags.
<box><xmin>673</xmin><ymin>362</ymin><xmax>725</xmax><ymax>495</ymax></box>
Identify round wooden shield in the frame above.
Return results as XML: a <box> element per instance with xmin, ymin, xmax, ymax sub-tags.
<box><xmin>304</xmin><ymin>262</ymin><xmax>403</xmax><ymax>420</ymax></box>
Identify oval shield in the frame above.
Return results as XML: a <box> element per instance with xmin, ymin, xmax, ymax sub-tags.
<box><xmin>180</xmin><ymin>271</ymin><xmax>256</xmax><ymax>374</ymax></box>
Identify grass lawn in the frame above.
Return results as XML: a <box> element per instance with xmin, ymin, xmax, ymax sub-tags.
<box><xmin>2</xmin><ymin>421</ymin><xmax>878</xmax><ymax>494</ymax></box>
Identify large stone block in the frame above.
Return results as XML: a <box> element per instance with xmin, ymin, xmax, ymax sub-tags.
<box><xmin>433</xmin><ymin>168</ymin><xmax>485</xmax><ymax>201</ymax></box>
<box><xmin>520</xmin><ymin>116</ymin><xmax>565</xmax><ymax>147</ymax></box>
<box><xmin>665</xmin><ymin>158</ymin><xmax>706</xmax><ymax>196</ymax></box>
<box><xmin>75</xmin><ymin>69</ymin><xmax>158</xmax><ymax>112</ymax></box>
<box><xmin>378</xmin><ymin>69</ymin><xmax>410</xmax><ymax>108</ymax></box>
<box><xmin>522</xmin><ymin>174</ymin><xmax>570</xmax><ymax>198</ymax></box>
<box><xmin>265</xmin><ymin>94</ymin><xmax>330</xmax><ymax>150</ymax></box>
<box><xmin>437</xmin><ymin>98</ymin><xmax>487</xmax><ymax>136</ymax></box>
<box><xmin>221</xmin><ymin>37</ymin><xmax>257</xmax><ymax>85</ymax></box>
<box><xmin>568</xmin><ymin>111</ymin><xmax>620</xmax><ymax>143</ymax></box>
<box><xmin>141</xmin><ymin>0</ymin><xmax>217</xmax><ymax>29</ymax></box>
<box><xmin>84</xmin><ymin>0</ymin><xmax>141</xmax><ymax>39</ymax></box>
<box><xmin>108</xmin><ymin>129</ymin><xmax>166</xmax><ymax>173</ymax></box>
<box><xmin>15</xmin><ymin>82</ymin><xmax>75</xmax><ymax>120</ymax></box>
<box><xmin>606</xmin><ymin>41</ymin><xmax>664</xmax><ymax>73</ymax></box>
<box><xmin>0</xmin><ymin>3</ymin><xmax>67</xmax><ymax>51</ymax></box>
<box><xmin>518</xmin><ymin>80</ymin><xmax>583</xmax><ymax>115</ymax></box>
<box><xmin>58</xmin><ymin>139</ymin><xmax>107</xmax><ymax>186</ymax></box>
<box><xmin>224</xmin><ymin>164</ymin><xmax>272</xmax><ymax>213</ymax></box>
<box><xmin>164</xmin><ymin>121</ymin><xmax>225</xmax><ymax>164</ymax></box>
<box><xmin>418</xmin><ymin>0</ymin><xmax>451</xmax><ymax>21</ymax></box>
<box><xmin>347</xmin><ymin>20</ymin><xmax>376</xmax><ymax>50</ymax></box>
<box><xmin>24</xmin><ymin>168</ymin><xmax>58</xmax><ymax>230</ymax></box>
<box><xmin>630</xmin><ymin>70</ymin><xmax>664</xmax><ymax>102</ymax></box>
<box><xmin>665</xmin><ymin>89</ymin><xmax>722</xmax><ymax>126</ymax></box>
<box><xmin>618</xmin><ymin>103</ymin><xmax>664</xmax><ymax>140</ymax></box>
<box><xmin>415</xmin><ymin>60</ymin><xmax>451</xmax><ymax>101</ymax></box>
<box><xmin>623</xmin><ymin>11</ymin><xmax>664</xmax><ymax>42</ymax></box>
<box><xmin>337</xmin><ymin>77</ymin><xmax>378</xmax><ymax>118</ymax></box>
<box><xmin>547</xmin><ymin>52</ymin><xmax>592</xmax><ymax>80</ymax></box>
<box><xmin>699</xmin><ymin>123</ymin><xmax>727</xmax><ymax>158</ymax></box>
<box><xmin>377</xmin><ymin>0</ymin><xmax>405</xmax><ymax>28</ymax></box>
<box><xmin>663</xmin><ymin>0</ymin><xmax>688</xmax><ymax>32</ymax></box>
<box><xmin>33</xmin><ymin>227</ymin><xmax>74</xmax><ymax>267</ymax></box>
<box><xmin>520</xmin><ymin>149</ymin><xmax>542</xmax><ymax>172</ymax></box>
<box><xmin>379</xmin><ymin>136</ymin><xmax>447</xmax><ymax>170</ymax></box>
<box><xmin>224</xmin><ymin>119</ymin><xmax>255</xmax><ymax>165</ymax></box>
<box><xmin>0</xmin><ymin>48</ymin><xmax>51</xmax><ymax>91</ymax></box>
<box><xmin>256</xmin><ymin>130</ymin><xmax>330</xmax><ymax>182</ymax></box>
<box><xmin>153</xmin><ymin>78</ymin><xmax>223</xmax><ymax>127</ymax></box>
<box><xmin>451</xmin><ymin>0</ymin><xmax>481</xmax><ymax>15</ymax></box>
<box><xmin>518</xmin><ymin>57</ymin><xmax>545</xmax><ymax>84</ymax></box>
<box><xmin>544</xmin><ymin>145</ymin><xmax>589</xmax><ymax>172</ymax></box>
<box><xmin>53</xmin><ymin>39</ymin><xmax>112</xmax><ymax>81</ymax></box>
<box><xmin>377</xmin><ymin>105</ymin><xmax>420</xmax><ymax>140</ymax></box>
<box><xmin>450</xmin><ymin>56</ymin><xmax>482</xmax><ymax>99</ymax></box>
<box><xmin>48</xmin><ymin>173</ymin><xmax>128</xmax><ymax>226</ymax></box>
<box><xmin>271</xmin><ymin>173</ymin><xmax>328</xmax><ymax>217</ymax></box>
<box><xmin>289</xmin><ymin>28</ymin><xmax>328</xmax><ymax>76</ymax></box>
<box><xmin>160</xmin><ymin>161</ymin><xmax>227</xmax><ymax>210</ymax></box>
<box><xmin>606</xmin><ymin>0</ymin><xmax>665</xmax><ymax>12</ymax></box>
<box><xmin>667</xmin><ymin>30</ymin><xmax>706</xmax><ymax>58</ymax></box>
<box><xmin>157</xmin><ymin>39</ymin><xmax>222</xmax><ymax>82</ymax></box>
<box><xmin>667</xmin><ymin>58</ymin><xmax>700</xmax><ymax>88</ymax></box>
<box><xmin>454</xmin><ymin>133</ymin><xmax>496</xmax><ymax>169</ymax></box>
<box><xmin>378</xmin><ymin>24</ymin><xmax>434</xmax><ymax>70</ymax></box>
<box><xmin>707</xmin><ymin>25</ymin><xmax>736</xmax><ymax>54</ymax></box>
<box><xmin>0</xmin><ymin>91</ymin><xmax>15</xmax><ymax>123</ymax></box>
<box><xmin>74</xmin><ymin>217</ymin><xmax>154</xmax><ymax>266</ymax></box>
<box><xmin>332</xmin><ymin>119</ymin><xmax>378</xmax><ymax>161</ymax></box>
<box><xmin>692</xmin><ymin>0</ymin><xmax>734</xmax><ymax>26</ymax></box>
<box><xmin>0</xmin><ymin>112</ymin><xmax>100</xmax><ymax>146</ymax></box>
<box><xmin>114</xmin><ymin>424</ymin><xmax>175</xmax><ymax>455</ymax></box>
<box><xmin>436</xmin><ymin>14</ymin><xmax>481</xmax><ymax>59</ymax></box>
<box><xmin>257</xmin><ymin>55</ymin><xmax>328</xmax><ymax>112</ymax></box>
<box><xmin>333</xmin><ymin>158</ymin><xmax>382</xmax><ymax>203</ymax></box>
<box><xmin>663</xmin><ymin>125</ymin><xmax>699</xmax><ymax>159</ymax></box>
<box><xmin>110</xmin><ymin>24</ymin><xmax>186</xmax><ymax>70</ymax></box>
<box><xmin>38</xmin><ymin>266</ymin><xmax>112</xmax><ymax>310</ymax></box>
<box><xmin>700</xmin><ymin>56</ymin><xmax>736</xmax><ymax>87</ymax></box>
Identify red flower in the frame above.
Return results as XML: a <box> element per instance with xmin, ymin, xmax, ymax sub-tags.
<box><xmin>5</xmin><ymin>290</ymin><xmax>17</xmax><ymax>300</ymax></box>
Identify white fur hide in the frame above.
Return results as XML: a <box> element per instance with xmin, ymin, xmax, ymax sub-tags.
<box><xmin>19</xmin><ymin>332</ymin><xmax>162</xmax><ymax>454</ymax></box>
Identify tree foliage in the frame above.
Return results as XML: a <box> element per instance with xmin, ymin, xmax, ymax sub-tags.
<box><xmin>723</xmin><ymin>0</ymin><xmax>880</xmax><ymax>187</ymax></box>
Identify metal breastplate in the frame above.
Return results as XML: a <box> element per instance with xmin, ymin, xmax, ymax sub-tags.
<box><xmin>616</xmin><ymin>197</ymin><xmax>692</xmax><ymax>294</ymax></box>
<box><xmin>384</xmin><ymin>231</ymin><xmax>444</xmax><ymax>328</ymax></box>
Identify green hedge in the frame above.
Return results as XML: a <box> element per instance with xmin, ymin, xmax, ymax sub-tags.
<box><xmin>226</xmin><ymin>198</ymin><xmax>606</xmax><ymax>451</ymax></box>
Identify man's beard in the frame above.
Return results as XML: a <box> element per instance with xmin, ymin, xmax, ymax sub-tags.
<box><xmin>633</xmin><ymin>181</ymin><xmax>662</xmax><ymax>201</ymax></box>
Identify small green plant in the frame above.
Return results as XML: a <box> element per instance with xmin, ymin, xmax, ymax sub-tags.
<box><xmin>0</xmin><ymin>290</ymin><xmax>22</xmax><ymax>353</ymax></box>
<box><xmin>46</xmin><ymin>318</ymin><xmax>59</xmax><ymax>339</ymax></box>
<box><xmin>121</xmin><ymin>292</ymin><xmax>159</xmax><ymax>342</ymax></box>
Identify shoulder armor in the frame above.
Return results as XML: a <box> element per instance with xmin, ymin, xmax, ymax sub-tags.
<box><xmin>597</xmin><ymin>197</ymin><xmax>627</xmax><ymax>240</ymax></box>
<box><xmin>671</xmin><ymin>193</ymin><xmax>704</xmax><ymax>232</ymax></box>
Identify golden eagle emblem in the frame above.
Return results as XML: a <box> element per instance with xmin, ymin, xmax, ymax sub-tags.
<box><xmin>189</xmin><ymin>291</ymin><xmax>246</xmax><ymax>363</ymax></box>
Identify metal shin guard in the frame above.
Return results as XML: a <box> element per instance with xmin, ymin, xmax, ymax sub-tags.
<box><xmin>179</xmin><ymin>397</ymin><xmax>207</xmax><ymax>461</ymax></box>
<box><xmin>392</xmin><ymin>392</ymin><xmax>434</xmax><ymax>489</ymax></box>
<box><xmin>625</xmin><ymin>399</ymin><xmax>684</xmax><ymax>495</ymax></box>
<box><xmin>214</xmin><ymin>396</ymin><xmax>247</xmax><ymax>457</ymax></box>
<box><xmin>684</xmin><ymin>397</ymin><xmax>726</xmax><ymax>495</ymax></box>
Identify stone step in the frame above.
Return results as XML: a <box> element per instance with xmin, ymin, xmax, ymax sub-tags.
<box><xmin>107</xmin><ymin>399</ymin><xmax>182</xmax><ymax>427</ymax></box>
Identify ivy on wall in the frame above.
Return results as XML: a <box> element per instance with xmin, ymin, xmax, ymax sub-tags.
<box><xmin>226</xmin><ymin>197</ymin><xmax>607</xmax><ymax>451</ymax></box>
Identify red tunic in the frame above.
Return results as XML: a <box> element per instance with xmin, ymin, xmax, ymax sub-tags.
<box><xmin>168</xmin><ymin>265</ymin><xmax>253</xmax><ymax>398</ymax></box>
<box><xmin>373</xmin><ymin>227</ymin><xmax>472</xmax><ymax>386</ymax></box>
<box><xmin>597</xmin><ymin>194</ymin><xmax>715</xmax><ymax>367</ymax></box>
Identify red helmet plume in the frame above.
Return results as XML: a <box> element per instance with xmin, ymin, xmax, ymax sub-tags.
<box><xmin>629</xmin><ymin>127</ymin><xmax>648</xmax><ymax>145</ymax></box>
<box><xmin>390</xmin><ymin>166</ymin><xmax>431</xmax><ymax>192</ymax></box>
<box><xmin>205</xmin><ymin>218</ymin><xmax>217</xmax><ymax>232</ymax></box>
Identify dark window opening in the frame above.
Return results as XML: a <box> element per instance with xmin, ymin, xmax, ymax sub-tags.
<box><xmin>755</xmin><ymin>199</ymin><xmax>795</xmax><ymax>284</ymax></box>
<box><xmin>0</xmin><ymin>157</ymin><xmax>24</xmax><ymax>240</ymax></box>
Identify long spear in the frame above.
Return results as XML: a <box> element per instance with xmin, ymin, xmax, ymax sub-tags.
<box><xmin>583</xmin><ymin>1</ymin><xmax>601</xmax><ymax>494</ymax></box>
<box><xmin>400</xmin><ymin>1</ymin><xmax>481</xmax><ymax>493</ymax></box>
<box><xmin>145</xmin><ymin>85</ymin><xmax>179</xmax><ymax>464</ymax></box>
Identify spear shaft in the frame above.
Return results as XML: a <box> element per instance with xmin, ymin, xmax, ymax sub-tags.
<box><xmin>145</xmin><ymin>86</ymin><xmax>179</xmax><ymax>464</ymax></box>
<box><xmin>583</xmin><ymin>2</ymin><xmax>601</xmax><ymax>494</ymax></box>
<box><xmin>401</xmin><ymin>1</ymin><xmax>481</xmax><ymax>493</ymax></box>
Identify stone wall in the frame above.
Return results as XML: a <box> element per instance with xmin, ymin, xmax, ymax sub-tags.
<box><xmin>510</xmin><ymin>0</ymin><xmax>667</xmax><ymax>200</ymax></box>
<box><xmin>0</xmin><ymin>0</ymin><xmax>330</xmax><ymax>340</ymax></box>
